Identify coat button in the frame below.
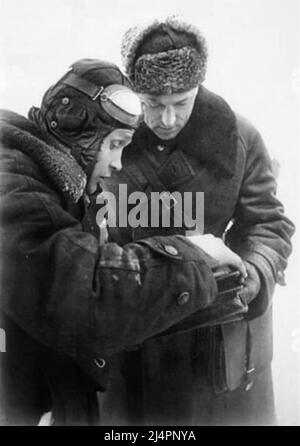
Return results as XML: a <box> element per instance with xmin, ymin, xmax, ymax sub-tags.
<box><xmin>157</xmin><ymin>145</ymin><xmax>165</xmax><ymax>151</ymax></box>
<box><xmin>164</xmin><ymin>245</ymin><xmax>178</xmax><ymax>256</ymax></box>
<box><xmin>62</xmin><ymin>97</ymin><xmax>69</xmax><ymax>105</ymax></box>
<box><xmin>50</xmin><ymin>120</ymin><xmax>57</xmax><ymax>129</ymax></box>
<box><xmin>94</xmin><ymin>358</ymin><xmax>106</xmax><ymax>369</ymax></box>
<box><xmin>177</xmin><ymin>291</ymin><xmax>190</xmax><ymax>305</ymax></box>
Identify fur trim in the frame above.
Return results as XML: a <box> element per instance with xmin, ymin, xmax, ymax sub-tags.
<box><xmin>0</xmin><ymin>111</ymin><xmax>86</xmax><ymax>202</ymax></box>
<box><xmin>134</xmin><ymin>47</ymin><xmax>204</xmax><ymax>94</ymax></box>
<box><xmin>121</xmin><ymin>15</ymin><xmax>208</xmax><ymax>85</ymax></box>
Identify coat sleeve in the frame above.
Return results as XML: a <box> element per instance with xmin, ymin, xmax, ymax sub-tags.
<box><xmin>0</xmin><ymin>174</ymin><xmax>218</xmax><ymax>361</ymax></box>
<box><xmin>226</xmin><ymin>115</ymin><xmax>295</xmax><ymax>318</ymax></box>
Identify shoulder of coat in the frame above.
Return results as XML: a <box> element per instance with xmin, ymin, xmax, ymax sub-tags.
<box><xmin>234</xmin><ymin>112</ymin><xmax>262</xmax><ymax>156</ymax></box>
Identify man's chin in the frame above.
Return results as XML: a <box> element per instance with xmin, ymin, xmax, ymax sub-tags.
<box><xmin>87</xmin><ymin>182</ymin><xmax>103</xmax><ymax>197</ymax></box>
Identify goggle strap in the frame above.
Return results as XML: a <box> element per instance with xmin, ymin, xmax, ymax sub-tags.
<box><xmin>61</xmin><ymin>72</ymin><xmax>104</xmax><ymax>100</ymax></box>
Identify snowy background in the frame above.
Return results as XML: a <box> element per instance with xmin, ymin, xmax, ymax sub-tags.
<box><xmin>0</xmin><ymin>0</ymin><xmax>299</xmax><ymax>425</ymax></box>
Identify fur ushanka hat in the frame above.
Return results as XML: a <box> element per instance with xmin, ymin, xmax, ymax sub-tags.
<box><xmin>121</xmin><ymin>16</ymin><xmax>208</xmax><ymax>95</ymax></box>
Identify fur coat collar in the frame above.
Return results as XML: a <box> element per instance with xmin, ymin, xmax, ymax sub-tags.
<box><xmin>0</xmin><ymin>110</ymin><xmax>86</xmax><ymax>202</ymax></box>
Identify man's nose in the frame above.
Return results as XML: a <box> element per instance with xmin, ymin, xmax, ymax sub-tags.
<box><xmin>110</xmin><ymin>150</ymin><xmax>123</xmax><ymax>172</ymax></box>
<box><xmin>161</xmin><ymin>106</ymin><xmax>176</xmax><ymax>128</ymax></box>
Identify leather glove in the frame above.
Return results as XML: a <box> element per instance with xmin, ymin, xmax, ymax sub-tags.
<box><xmin>238</xmin><ymin>261</ymin><xmax>261</xmax><ymax>304</ymax></box>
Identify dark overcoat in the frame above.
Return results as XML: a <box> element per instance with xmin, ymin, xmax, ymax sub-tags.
<box><xmin>102</xmin><ymin>87</ymin><xmax>295</xmax><ymax>425</ymax></box>
<box><xmin>0</xmin><ymin>110</ymin><xmax>225</xmax><ymax>425</ymax></box>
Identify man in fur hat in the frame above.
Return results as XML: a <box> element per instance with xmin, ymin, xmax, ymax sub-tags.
<box><xmin>0</xmin><ymin>58</ymin><xmax>247</xmax><ymax>425</ymax></box>
<box><xmin>102</xmin><ymin>18</ymin><xmax>295</xmax><ymax>425</ymax></box>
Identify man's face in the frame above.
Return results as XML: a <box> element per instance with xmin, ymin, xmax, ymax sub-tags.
<box><xmin>87</xmin><ymin>128</ymin><xmax>134</xmax><ymax>194</ymax></box>
<box><xmin>139</xmin><ymin>87</ymin><xmax>199</xmax><ymax>140</ymax></box>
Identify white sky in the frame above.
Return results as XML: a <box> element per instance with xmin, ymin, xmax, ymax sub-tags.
<box><xmin>0</xmin><ymin>0</ymin><xmax>300</xmax><ymax>425</ymax></box>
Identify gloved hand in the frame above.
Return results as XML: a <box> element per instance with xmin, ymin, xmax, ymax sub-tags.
<box><xmin>238</xmin><ymin>261</ymin><xmax>261</xmax><ymax>304</ymax></box>
<box><xmin>187</xmin><ymin>234</ymin><xmax>247</xmax><ymax>278</ymax></box>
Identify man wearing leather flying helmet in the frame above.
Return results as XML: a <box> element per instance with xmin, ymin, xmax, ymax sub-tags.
<box><xmin>29</xmin><ymin>58</ymin><xmax>142</xmax><ymax>196</ymax></box>
<box><xmin>0</xmin><ymin>58</ymin><xmax>246</xmax><ymax>425</ymax></box>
